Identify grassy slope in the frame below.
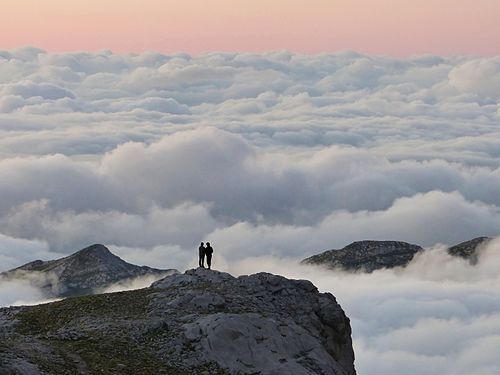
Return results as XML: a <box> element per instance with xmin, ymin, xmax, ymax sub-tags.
<box><xmin>10</xmin><ymin>288</ymin><xmax>225</xmax><ymax>375</ymax></box>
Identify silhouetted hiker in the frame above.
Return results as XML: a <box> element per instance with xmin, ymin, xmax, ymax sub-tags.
<box><xmin>205</xmin><ymin>242</ymin><xmax>214</xmax><ymax>269</ymax></box>
<box><xmin>198</xmin><ymin>242</ymin><xmax>206</xmax><ymax>268</ymax></box>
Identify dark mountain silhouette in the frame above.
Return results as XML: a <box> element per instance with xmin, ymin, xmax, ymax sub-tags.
<box><xmin>301</xmin><ymin>240</ymin><xmax>424</xmax><ymax>272</ymax></box>
<box><xmin>302</xmin><ymin>237</ymin><xmax>494</xmax><ymax>272</ymax></box>
<box><xmin>447</xmin><ymin>237</ymin><xmax>492</xmax><ymax>264</ymax></box>
<box><xmin>0</xmin><ymin>244</ymin><xmax>177</xmax><ymax>297</ymax></box>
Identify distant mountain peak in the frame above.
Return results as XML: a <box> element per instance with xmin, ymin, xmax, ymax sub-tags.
<box><xmin>0</xmin><ymin>244</ymin><xmax>178</xmax><ymax>297</ymax></box>
<box><xmin>302</xmin><ymin>237</ymin><xmax>494</xmax><ymax>273</ymax></box>
<box><xmin>69</xmin><ymin>244</ymin><xmax>120</xmax><ymax>263</ymax></box>
<box><xmin>447</xmin><ymin>237</ymin><xmax>492</xmax><ymax>264</ymax></box>
<box><xmin>301</xmin><ymin>240</ymin><xmax>424</xmax><ymax>272</ymax></box>
<box><xmin>74</xmin><ymin>243</ymin><xmax>111</xmax><ymax>255</ymax></box>
<box><xmin>344</xmin><ymin>240</ymin><xmax>416</xmax><ymax>249</ymax></box>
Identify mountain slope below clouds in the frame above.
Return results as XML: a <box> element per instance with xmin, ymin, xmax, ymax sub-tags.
<box><xmin>0</xmin><ymin>244</ymin><xmax>178</xmax><ymax>297</ymax></box>
<box><xmin>447</xmin><ymin>237</ymin><xmax>491</xmax><ymax>264</ymax></box>
<box><xmin>301</xmin><ymin>238</ymin><xmax>493</xmax><ymax>272</ymax></box>
<box><xmin>0</xmin><ymin>268</ymin><xmax>356</xmax><ymax>375</ymax></box>
<box><xmin>301</xmin><ymin>240</ymin><xmax>424</xmax><ymax>272</ymax></box>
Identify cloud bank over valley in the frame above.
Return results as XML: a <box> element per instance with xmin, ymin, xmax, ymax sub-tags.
<box><xmin>1</xmin><ymin>48</ymin><xmax>499</xmax><ymax>267</ymax></box>
<box><xmin>226</xmin><ymin>239</ymin><xmax>500</xmax><ymax>375</ymax></box>
<box><xmin>1</xmin><ymin>48</ymin><xmax>500</xmax><ymax>374</ymax></box>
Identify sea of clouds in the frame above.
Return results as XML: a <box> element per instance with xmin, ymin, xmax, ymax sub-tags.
<box><xmin>226</xmin><ymin>239</ymin><xmax>500</xmax><ymax>375</ymax></box>
<box><xmin>1</xmin><ymin>47</ymin><xmax>499</xmax><ymax>373</ymax></box>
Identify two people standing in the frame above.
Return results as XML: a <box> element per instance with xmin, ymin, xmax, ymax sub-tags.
<box><xmin>198</xmin><ymin>242</ymin><xmax>214</xmax><ymax>269</ymax></box>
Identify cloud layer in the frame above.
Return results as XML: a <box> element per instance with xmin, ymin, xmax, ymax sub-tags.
<box><xmin>224</xmin><ymin>239</ymin><xmax>500</xmax><ymax>375</ymax></box>
<box><xmin>1</xmin><ymin>49</ymin><xmax>499</xmax><ymax>374</ymax></box>
<box><xmin>1</xmin><ymin>48</ymin><xmax>499</xmax><ymax>266</ymax></box>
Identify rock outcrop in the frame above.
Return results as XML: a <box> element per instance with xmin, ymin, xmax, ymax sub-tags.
<box><xmin>0</xmin><ymin>244</ymin><xmax>177</xmax><ymax>297</ymax></box>
<box><xmin>447</xmin><ymin>237</ymin><xmax>491</xmax><ymax>264</ymax></box>
<box><xmin>301</xmin><ymin>240</ymin><xmax>424</xmax><ymax>272</ymax></box>
<box><xmin>0</xmin><ymin>268</ymin><xmax>356</xmax><ymax>375</ymax></box>
<box><xmin>302</xmin><ymin>238</ymin><xmax>494</xmax><ymax>272</ymax></box>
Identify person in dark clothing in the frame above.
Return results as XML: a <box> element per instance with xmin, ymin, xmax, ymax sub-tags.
<box><xmin>205</xmin><ymin>242</ymin><xmax>214</xmax><ymax>270</ymax></box>
<box><xmin>198</xmin><ymin>242</ymin><xmax>206</xmax><ymax>268</ymax></box>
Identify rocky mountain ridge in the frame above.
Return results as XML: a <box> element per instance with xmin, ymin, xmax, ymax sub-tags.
<box><xmin>447</xmin><ymin>237</ymin><xmax>491</xmax><ymax>264</ymax></box>
<box><xmin>301</xmin><ymin>240</ymin><xmax>423</xmax><ymax>272</ymax></box>
<box><xmin>0</xmin><ymin>268</ymin><xmax>356</xmax><ymax>375</ymax></box>
<box><xmin>302</xmin><ymin>237</ymin><xmax>492</xmax><ymax>272</ymax></box>
<box><xmin>0</xmin><ymin>244</ymin><xmax>178</xmax><ymax>297</ymax></box>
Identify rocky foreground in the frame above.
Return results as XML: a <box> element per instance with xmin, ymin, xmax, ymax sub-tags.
<box><xmin>0</xmin><ymin>268</ymin><xmax>356</xmax><ymax>375</ymax></box>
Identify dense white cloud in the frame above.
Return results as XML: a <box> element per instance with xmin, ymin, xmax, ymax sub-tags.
<box><xmin>1</xmin><ymin>128</ymin><xmax>499</xmax><ymax>255</ymax></box>
<box><xmin>448</xmin><ymin>57</ymin><xmax>500</xmax><ymax>100</ymax></box>
<box><xmin>0</xmin><ymin>49</ymin><xmax>499</xmax><ymax>373</ymax></box>
<box><xmin>0</xmin><ymin>49</ymin><xmax>498</xmax><ymax>160</ymax></box>
<box><xmin>0</xmin><ymin>278</ymin><xmax>59</xmax><ymax>307</ymax></box>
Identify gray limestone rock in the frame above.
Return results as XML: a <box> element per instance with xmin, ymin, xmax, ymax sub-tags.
<box><xmin>0</xmin><ymin>268</ymin><xmax>356</xmax><ymax>375</ymax></box>
<box><xmin>0</xmin><ymin>358</ymin><xmax>42</xmax><ymax>375</ymax></box>
<box><xmin>184</xmin><ymin>312</ymin><xmax>347</xmax><ymax>375</ymax></box>
<box><xmin>151</xmin><ymin>267</ymin><xmax>233</xmax><ymax>289</ymax></box>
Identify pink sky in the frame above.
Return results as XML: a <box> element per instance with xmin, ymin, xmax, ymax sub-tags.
<box><xmin>2</xmin><ymin>0</ymin><xmax>499</xmax><ymax>56</ymax></box>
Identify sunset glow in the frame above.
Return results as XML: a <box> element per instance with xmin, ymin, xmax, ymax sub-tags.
<box><xmin>2</xmin><ymin>0</ymin><xmax>499</xmax><ymax>55</ymax></box>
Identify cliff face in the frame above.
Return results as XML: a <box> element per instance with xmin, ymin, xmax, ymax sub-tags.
<box><xmin>0</xmin><ymin>268</ymin><xmax>356</xmax><ymax>375</ymax></box>
<box><xmin>0</xmin><ymin>244</ymin><xmax>177</xmax><ymax>297</ymax></box>
<box><xmin>301</xmin><ymin>240</ymin><xmax>424</xmax><ymax>272</ymax></box>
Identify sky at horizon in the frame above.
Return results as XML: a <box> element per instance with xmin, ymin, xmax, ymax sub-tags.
<box><xmin>2</xmin><ymin>0</ymin><xmax>500</xmax><ymax>56</ymax></box>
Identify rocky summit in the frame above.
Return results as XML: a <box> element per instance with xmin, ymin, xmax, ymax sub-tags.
<box><xmin>447</xmin><ymin>237</ymin><xmax>492</xmax><ymax>264</ymax></box>
<box><xmin>0</xmin><ymin>244</ymin><xmax>177</xmax><ymax>297</ymax></box>
<box><xmin>0</xmin><ymin>268</ymin><xmax>356</xmax><ymax>375</ymax></box>
<box><xmin>301</xmin><ymin>240</ymin><xmax>424</xmax><ymax>272</ymax></box>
